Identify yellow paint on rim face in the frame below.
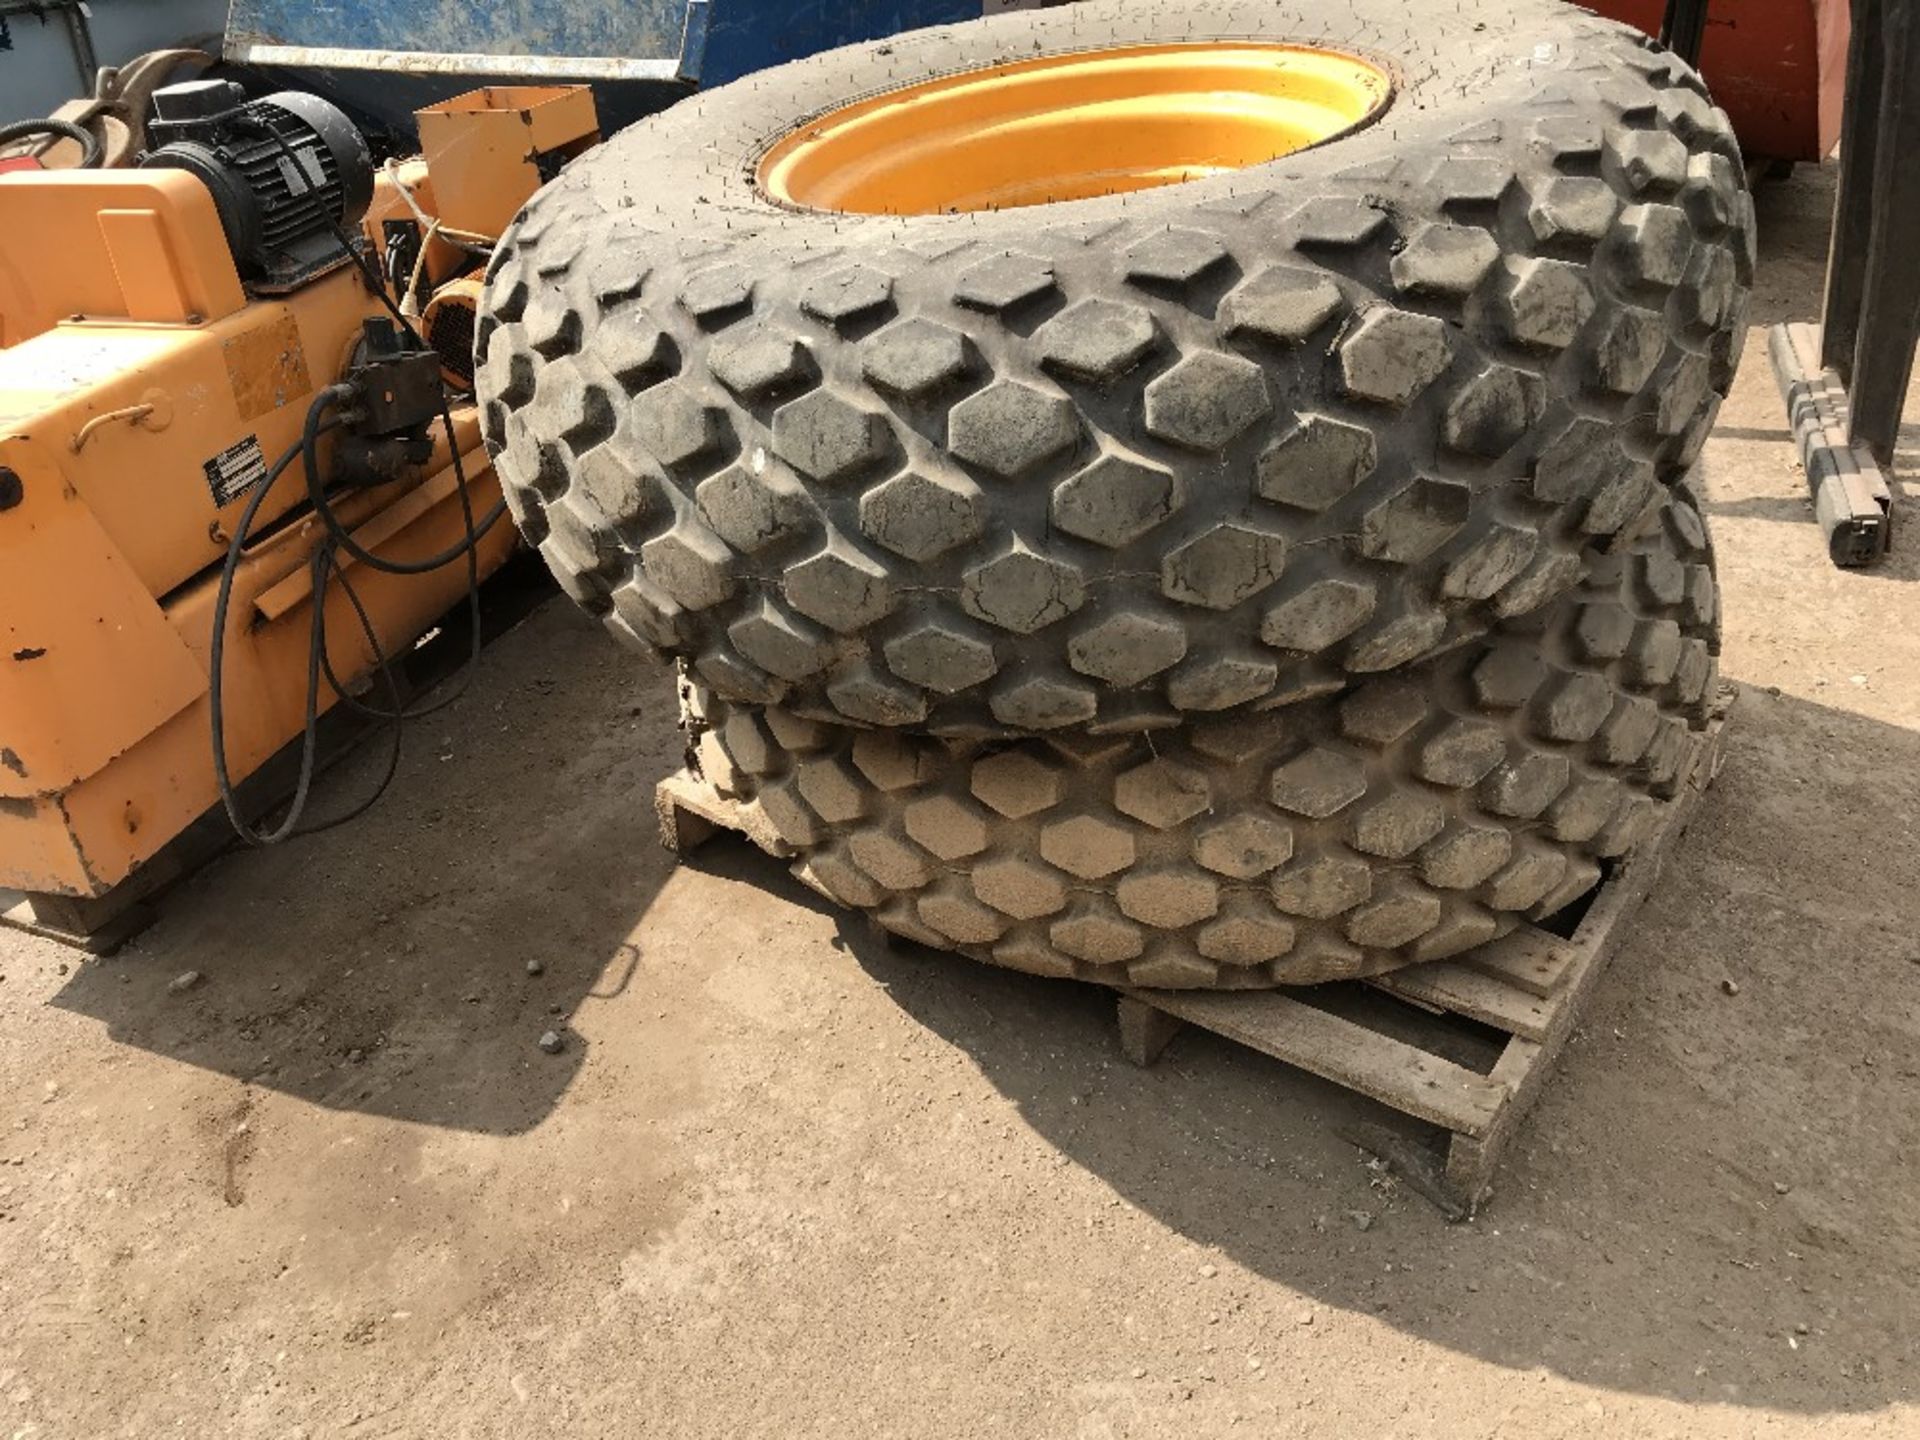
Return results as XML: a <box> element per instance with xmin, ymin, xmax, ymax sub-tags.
<box><xmin>757</xmin><ymin>42</ymin><xmax>1392</xmax><ymax>216</ymax></box>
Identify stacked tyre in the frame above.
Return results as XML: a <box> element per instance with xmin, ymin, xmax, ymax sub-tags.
<box><xmin>477</xmin><ymin>0</ymin><xmax>1749</xmax><ymax>988</ymax></box>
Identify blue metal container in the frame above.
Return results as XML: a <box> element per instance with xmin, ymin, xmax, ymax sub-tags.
<box><xmin>223</xmin><ymin>0</ymin><xmax>981</xmax><ymax>87</ymax></box>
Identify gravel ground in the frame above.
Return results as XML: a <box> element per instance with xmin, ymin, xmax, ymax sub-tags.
<box><xmin>2</xmin><ymin>159</ymin><xmax>1916</xmax><ymax>1439</ymax></box>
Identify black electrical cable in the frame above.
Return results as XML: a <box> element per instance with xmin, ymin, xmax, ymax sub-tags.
<box><xmin>205</xmin><ymin>118</ymin><xmax>516</xmax><ymax>844</ymax></box>
<box><xmin>208</xmin><ymin>389</ymin><xmax>350</xmax><ymax>844</ymax></box>
<box><xmin>0</xmin><ymin>117</ymin><xmax>103</xmax><ymax>169</ymax></box>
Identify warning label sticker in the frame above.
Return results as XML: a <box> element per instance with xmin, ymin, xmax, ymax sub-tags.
<box><xmin>203</xmin><ymin>434</ymin><xmax>268</xmax><ymax>508</ymax></box>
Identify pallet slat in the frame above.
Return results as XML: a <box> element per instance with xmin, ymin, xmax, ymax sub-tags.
<box><xmin>1370</xmin><ymin>961</ymin><xmax>1552</xmax><ymax>1042</ymax></box>
<box><xmin>1121</xmin><ymin>988</ymin><xmax>1508</xmax><ymax>1137</ymax></box>
<box><xmin>1461</xmin><ymin>927</ymin><xmax>1575</xmax><ymax>999</ymax></box>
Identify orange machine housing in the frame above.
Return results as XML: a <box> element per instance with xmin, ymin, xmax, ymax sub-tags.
<box><xmin>0</xmin><ymin>168</ymin><xmax>514</xmax><ymax>899</ymax></box>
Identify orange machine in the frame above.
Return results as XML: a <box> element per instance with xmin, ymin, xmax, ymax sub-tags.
<box><xmin>0</xmin><ymin>82</ymin><xmax>595</xmax><ymax>943</ymax></box>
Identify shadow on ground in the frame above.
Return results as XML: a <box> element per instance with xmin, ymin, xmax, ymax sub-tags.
<box><xmin>44</xmin><ymin>601</ymin><xmax>680</xmax><ymax>1135</ymax></box>
<box><xmin>676</xmin><ymin>683</ymin><xmax>1918</xmax><ymax>1416</ymax></box>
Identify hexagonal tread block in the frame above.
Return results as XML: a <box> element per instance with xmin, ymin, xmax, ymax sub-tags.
<box><xmin>858</xmin><ymin>469</ymin><xmax>986</xmax><ymax>561</ymax></box>
<box><xmin>641</xmin><ymin>521</ymin><xmax>736</xmax><ymax>610</ymax></box>
<box><xmin>707</xmin><ymin>326</ymin><xmax>809</xmax><ymax>398</ymax></box>
<box><xmin>1192</xmin><ymin>813</ymin><xmax>1295</xmax><ymax>878</ymax></box>
<box><xmin>678</xmin><ymin>266</ymin><xmax>754</xmax><ymax>325</ymax></box>
<box><xmin>1221</xmin><ymin>266</ymin><xmax>1343</xmax><ymax>343</ymax></box>
<box><xmin>849</xmin><ymin>828</ymin><xmax>933</xmax><ymax>889</ymax></box>
<box><xmin>1270</xmin><ymin>854</ymin><xmax>1373</xmax><ymax>918</ymax></box>
<box><xmin>861</xmin><ymin>318</ymin><xmax>970</xmax><ymax>396</ymax></box>
<box><xmin>954</xmin><ymin>251</ymin><xmax>1057</xmax><ymax>312</ymax></box>
<box><xmin>970</xmin><ymin>751</ymin><xmax>1063</xmax><ymax>818</ymax></box>
<box><xmin>1197</xmin><ymin>905</ymin><xmax>1297</xmax><ymax>965</ymax></box>
<box><xmin>1035</xmin><ymin>298</ymin><xmax>1159</xmax><ymax>380</ymax></box>
<box><xmin>1356</xmin><ymin>477</ymin><xmax>1471</xmax><ymax>563</ymax></box>
<box><xmin>1442</xmin><ymin>366</ymin><xmax>1543</xmax><ymax>457</ymax></box>
<box><xmin>630</xmin><ymin>383</ymin><xmax>725</xmax><ymax>472</ymax></box>
<box><xmin>1338</xmin><ymin>681</ymin><xmax>1427</xmax><ymax>746</ymax></box>
<box><xmin>1116</xmin><ymin>869</ymin><xmax>1221</xmax><ymax>929</ymax></box>
<box><xmin>949</xmin><ymin>380</ymin><xmax>1078</xmax><ymax>478</ymax></box>
<box><xmin>972</xmin><ymin>858</ymin><xmax>1070</xmax><ymax>920</ymax></box>
<box><xmin>962</xmin><ymin>540</ymin><xmax>1088</xmax><ymax>634</ymax></box>
<box><xmin>883</xmin><ymin>623</ymin><xmax>999</xmax><ymax>694</ymax></box>
<box><xmin>1345</xmin><ymin>887</ymin><xmax>1444</xmax><ymax>949</ymax></box>
<box><xmin>851</xmin><ymin>733</ymin><xmax>934</xmax><ymax>792</ymax></box>
<box><xmin>1339</xmin><ymin>307</ymin><xmax>1452</xmax><ymax>405</ymax></box>
<box><xmin>1114</xmin><ymin>758</ymin><xmax>1211</xmax><ymax>829</ymax></box>
<box><xmin>1166</xmin><ymin>654</ymin><xmax>1277</xmax><ymax>711</ymax></box>
<box><xmin>1501</xmin><ymin>258</ymin><xmax>1596</xmax><ymax>351</ymax></box>
<box><xmin>772</xmin><ymin>390</ymin><xmax>891</xmax><ymax>482</ymax></box>
<box><xmin>1144</xmin><ymin>351</ymin><xmax>1272</xmax><ymax>452</ymax></box>
<box><xmin>1260</xmin><ymin>579</ymin><xmax>1377</xmax><ymax>652</ymax></box>
<box><xmin>1269</xmin><ymin>747</ymin><xmax>1368</xmax><ymax>818</ymax></box>
<box><xmin>1527</xmin><ymin>176</ymin><xmax>1619</xmax><ymax>245</ymax></box>
<box><xmin>988</xmin><ymin>674</ymin><xmax>1098</xmax><ymax>730</ymax></box>
<box><xmin>1162</xmin><ymin>523</ymin><xmax>1287</xmax><ymax>610</ymax></box>
<box><xmin>727</xmin><ymin>599</ymin><xmax>831</xmax><ymax>681</ymax></box>
<box><xmin>1026</xmin><ymin>815</ymin><xmax>1132</xmax><ymax>885</ymax></box>
<box><xmin>1290</xmin><ymin>197</ymin><xmax>1389</xmax><ymax>248</ymax></box>
<box><xmin>783</xmin><ymin>537</ymin><xmax>896</xmax><ymax>631</ymax></box>
<box><xmin>696</xmin><ymin>462</ymin><xmax>811</xmax><ymax>555</ymax></box>
<box><xmin>800</xmin><ymin>265</ymin><xmax>894</xmax><ymax>327</ymax></box>
<box><xmin>1349</xmin><ymin>790</ymin><xmax>1447</xmax><ymax>860</ymax></box>
<box><xmin>1391</xmin><ymin>223</ymin><xmax>1500</xmax><ymax>296</ymax></box>
<box><xmin>903</xmin><ymin>795</ymin><xmax>990</xmax><ymax>860</ymax></box>
<box><xmin>1051</xmin><ymin>454</ymin><xmax>1180</xmax><ymax>547</ymax></box>
<box><xmin>1617</xmin><ymin>203</ymin><xmax>1694</xmax><ymax>287</ymax></box>
<box><xmin>1125</xmin><ymin>229</ymin><xmax>1231</xmax><ymax>288</ymax></box>
<box><xmin>793</xmin><ymin>756</ymin><xmax>867</xmax><ymax>824</ymax></box>
<box><xmin>1440</xmin><ymin>524</ymin><xmax>1538</xmax><ymax>601</ymax></box>
<box><xmin>1067</xmin><ymin>609</ymin><xmax>1188</xmax><ymax>687</ymax></box>
<box><xmin>821</xmin><ymin>664</ymin><xmax>922</xmax><ymax>725</ymax></box>
<box><xmin>1418</xmin><ymin>824</ymin><xmax>1514</xmax><ymax>890</ymax></box>
<box><xmin>1256</xmin><ymin>415</ymin><xmax>1377</xmax><ymax>511</ymax></box>
<box><xmin>1049</xmin><ymin>910</ymin><xmax>1146</xmax><ymax>964</ymax></box>
<box><xmin>917</xmin><ymin>890</ymin><xmax>1009</xmax><ymax>945</ymax></box>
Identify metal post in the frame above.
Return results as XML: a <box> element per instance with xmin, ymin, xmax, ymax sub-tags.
<box><xmin>1660</xmin><ymin>0</ymin><xmax>1713</xmax><ymax>67</ymax></box>
<box><xmin>1846</xmin><ymin>0</ymin><xmax>1920</xmax><ymax>462</ymax></box>
<box><xmin>1819</xmin><ymin>0</ymin><xmax>1884</xmax><ymax>379</ymax></box>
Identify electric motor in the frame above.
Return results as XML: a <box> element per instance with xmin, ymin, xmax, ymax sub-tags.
<box><xmin>139</xmin><ymin>80</ymin><xmax>374</xmax><ymax>293</ymax></box>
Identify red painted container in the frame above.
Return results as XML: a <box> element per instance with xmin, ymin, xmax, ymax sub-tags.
<box><xmin>1586</xmin><ymin>0</ymin><xmax>1849</xmax><ymax>161</ymax></box>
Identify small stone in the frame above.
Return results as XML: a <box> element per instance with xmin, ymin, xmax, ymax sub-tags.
<box><xmin>347</xmin><ymin>1049</ymin><xmax>365</xmax><ymax>1065</ymax></box>
<box><xmin>1247</xmin><ymin>1357</ymin><xmax>1263</xmax><ymax>1372</ymax></box>
<box><xmin>1296</xmin><ymin>1308</ymin><xmax>1315</xmax><ymax>1326</ymax></box>
<box><xmin>1794</xmin><ymin>1321</ymin><xmax>1811</xmax><ymax>1335</ymax></box>
<box><xmin>1720</xmin><ymin>979</ymin><xmax>1740</xmax><ymax>996</ymax></box>
<box><xmin>1773</xmin><ymin>1181</ymin><xmax>1791</xmax><ymax>1195</ymax></box>
<box><xmin>525</xmin><ymin>960</ymin><xmax>545</xmax><ymax>978</ymax></box>
<box><xmin>1199</xmin><ymin>1263</ymin><xmax>1218</xmax><ymax>1278</ymax></box>
<box><xmin>549</xmin><ymin>1003</ymin><xmax>564</xmax><ymax>1016</ymax></box>
<box><xmin>168</xmin><ymin>970</ymin><xmax>203</xmax><ymax>994</ymax></box>
<box><xmin>538</xmin><ymin>1030</ymin><xmax>566</xmax><ymax>1055</ymax></box>
<box><xmin>1131</xmin><ymin>1366</ymin><xmax>1147</xmax><ymax>1380</ymax></box>
<box><xmin>1465</xmin><ymin>1279</ymin><xmax>1481</xmax><ymax>1293</ymax></box>
<box><xmin>1349</xmin><ymin>1209</ymin><xmax>1375</xmax><ymax>1232</ymax></box>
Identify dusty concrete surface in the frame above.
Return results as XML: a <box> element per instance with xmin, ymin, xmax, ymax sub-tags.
<box><xmin>4</xmin><ymin>160</ymin><xmax>1918</xmax><ymax>1439</ymax></box>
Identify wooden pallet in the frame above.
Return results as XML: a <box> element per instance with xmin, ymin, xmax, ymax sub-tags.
<box><xmin>1117</xmin><ymin>717</ymin><xmax>1727</xmax><ymax>1216</ymax></box>
<box><xmin>657</xmin><ymin>712</ymin><xmax>1727</xmax><ymax>1217</ymax></box>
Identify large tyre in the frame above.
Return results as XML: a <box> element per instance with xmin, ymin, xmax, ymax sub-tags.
<box><xmin>479</xmin><ymin>0</ymin><xmax>1752</xmax><ymax>734</ymax></box>
<box><xmin>680</xmin><ymin>489</ymin><xmax>1720</xmax><ymax>989</ymax></box>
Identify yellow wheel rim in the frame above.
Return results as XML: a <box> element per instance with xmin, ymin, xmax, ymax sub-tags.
<box><xmin>757</xmin><ymin>42</ymin><xmax>1393</xmax><ymax>216</ymax></box>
